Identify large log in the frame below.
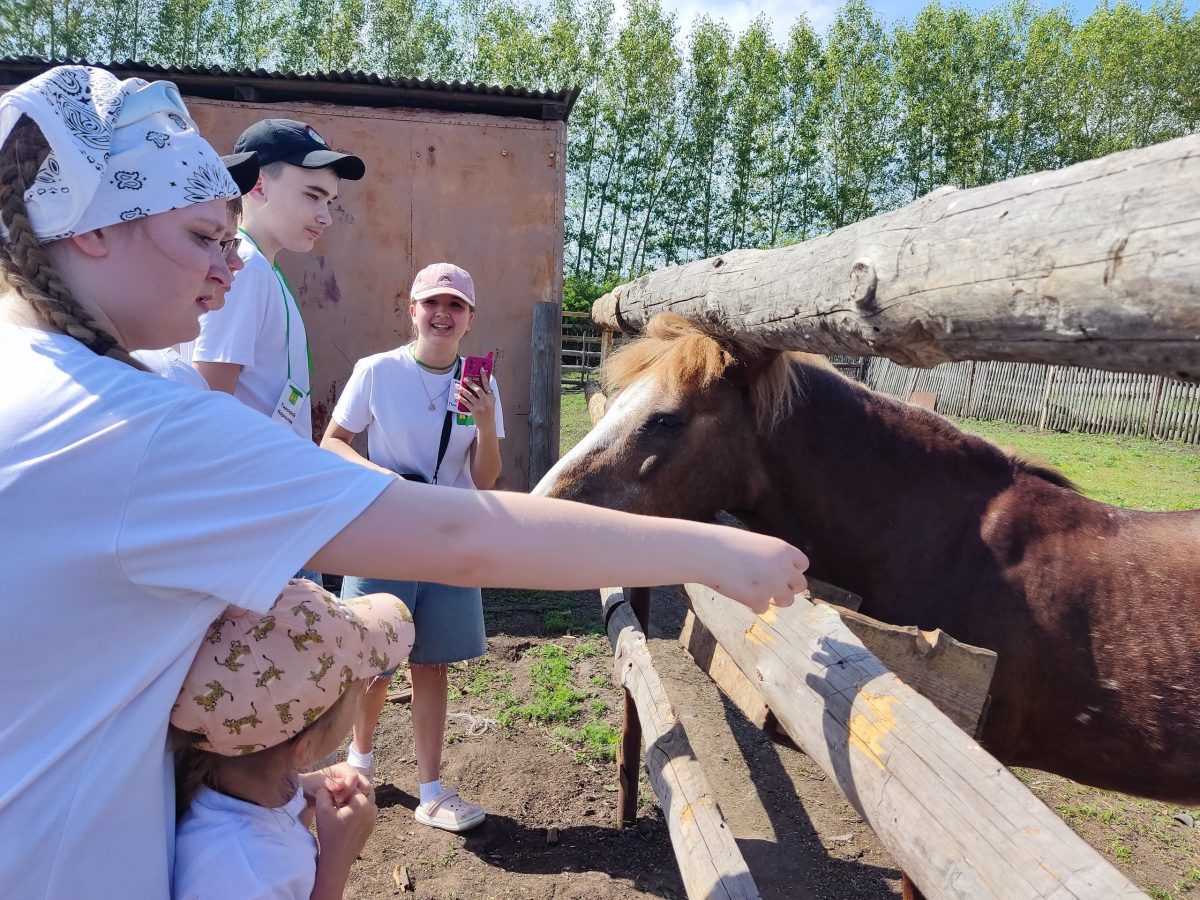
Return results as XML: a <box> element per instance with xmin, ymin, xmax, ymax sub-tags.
<box><xmin>591</xmin><ymin>134</ymin><xmax>1200</xmax><ymax>382</ymax></box>
<box><xmin>683</xmin><ymin>583</ymin><xmax>1144</xmax><ymax>900</ymax></box>
<box><xmin>599</xmin><ymin>586</ymin><xmax>760</xmax><ymax>900</ymax></box>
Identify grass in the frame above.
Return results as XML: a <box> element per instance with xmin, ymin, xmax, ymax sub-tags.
<box><xmin>958</xmin><ymin>419</ymin><xmax>1200</xmax><ymax>511</ymax></box>
<box><xmin>560</xmin><ymin>383</ymin><xmax>593</xmax><ymax>453</ymax></box>
<box><xmin>459</xmin><ymin>636</ymin><xmax>620</xmax><ymax>763</ymax></box>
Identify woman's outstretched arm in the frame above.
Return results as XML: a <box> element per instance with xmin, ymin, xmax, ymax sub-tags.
<box><xmin>309</xmin><ymin>480</ymin><xmax>807</xmax><ymax>614</ymax></box>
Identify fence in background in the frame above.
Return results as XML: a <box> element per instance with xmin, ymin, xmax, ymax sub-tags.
<box><xmin>561</xmin><ymin>310</ymin><xmax>603</xmax><ymax>385</ymax></box>
<box><xmin>559</xmin><ymin>315</ymin><xmax>1199</xmax><ymax>444</ymax></box>
<box><xmin>864</xmin><ymin>357</ymin><xmax>1200</xmax><ymax>444</ymax></box>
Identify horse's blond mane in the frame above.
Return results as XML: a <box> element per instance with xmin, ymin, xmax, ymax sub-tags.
<box><xmin>602</xmin><ymin>313</ymin><xmax>825</xmax><ymax>431</ymax></box>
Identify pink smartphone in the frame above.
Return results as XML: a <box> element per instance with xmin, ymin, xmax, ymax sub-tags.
<box><xmin>458</xmin><ymin>352</ymin><xmax>494</xmax><ymax>412</ymax></box>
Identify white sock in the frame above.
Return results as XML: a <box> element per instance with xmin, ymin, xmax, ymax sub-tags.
<box><xmin>418</xmin><ymin>779</ymin><xmax>443</xmax><ymax>805</ymax></box>
<box><xmin>346</xmin><ymin>745</ymin><xmax>374</xmax><ymax>772</ymax></box>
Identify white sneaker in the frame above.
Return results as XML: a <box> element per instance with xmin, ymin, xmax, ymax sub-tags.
<box><xmin>415</xmin><ymin>787</ymin><xmax>485</xmax><ymax>832</ymax></box>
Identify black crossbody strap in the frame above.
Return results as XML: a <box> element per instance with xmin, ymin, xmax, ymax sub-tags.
<box><xmin>431</xmin><ymin>358</ymin><xmax>460</xmax><ymax>485</ymax></box>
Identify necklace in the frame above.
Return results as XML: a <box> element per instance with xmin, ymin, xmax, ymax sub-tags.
<box><xmin>413</xmin><ymin>352</ymin><xmax>456</xmax><ymax>372</ymax></box>
<box><xmin>412</xmin><ymin>348</ymin><xmax>454</xmax><ymax>411</ymax></box>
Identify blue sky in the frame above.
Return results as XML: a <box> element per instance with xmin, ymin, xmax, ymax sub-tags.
<box><xmin>631</xmin><ymin>0</ymin><xmax>1197</xmax><ymax>39</ymax></box>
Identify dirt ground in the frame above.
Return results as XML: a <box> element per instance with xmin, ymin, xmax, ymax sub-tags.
<box><xmin>344</xmin><ymin>585</ymin><xmax>1200</xmax><ymax>900</ymax></box>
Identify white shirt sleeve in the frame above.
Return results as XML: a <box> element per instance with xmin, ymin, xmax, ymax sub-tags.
<box><xmin>116</xmin><ymin>390</ymin><xmax>393</xmax><ymax>612</ymax></box>
<box><xmin>490</xmin><ymin>374</ymin><xmax>506</xmax><ymax>440</ymax></box>
<box><xmin>331</xmin><ymin>358</ymin><xmax>373</xmax><ymax>435</ymax></box>
<box><xmin>190</xmin><ymin>263</ymin><xmax>273</xmax><ymax>367</ymax></box>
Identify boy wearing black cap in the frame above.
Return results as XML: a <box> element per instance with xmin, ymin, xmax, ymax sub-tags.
<box><xmin>185</xmin><ymin>120</ymin><xmax>365</xmax><ymax>440</ymax></box>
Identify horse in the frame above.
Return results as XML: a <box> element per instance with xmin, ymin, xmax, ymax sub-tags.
<box><xmin>535</xmin><ymin>313</ymin><xmax>1200</xmax><ymax>804</ymax></box>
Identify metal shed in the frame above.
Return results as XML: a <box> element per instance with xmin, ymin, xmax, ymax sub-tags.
<box><xmin>1</xmin><ymin>57</ymin><xmax>577</xmax><ymax>491</ymax></box>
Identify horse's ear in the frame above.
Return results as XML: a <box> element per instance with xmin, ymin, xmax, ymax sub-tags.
<box><xmin>724</xmin><ymin>345</ymin><xmax>783</xmax><ymax>388</ymax></box>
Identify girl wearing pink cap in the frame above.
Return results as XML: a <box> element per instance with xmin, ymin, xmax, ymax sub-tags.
<box><xmin>320</xmin><ymin>261</ymin><xmax>499</xmax><ymax>832</ymax></box>
<box><xmin>0</xmin><ymin>66</ymin><xmax>806</xmax><ymax>899</ymax></box>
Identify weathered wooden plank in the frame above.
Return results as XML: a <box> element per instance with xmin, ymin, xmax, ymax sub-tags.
<box><xmin>528</xmin><ymin>301</ymin><xmax>559</xmax><ymax>485</ymax></box>
<box><xmin>592</xmin><ymin>135</ymin><xmax>1200</xmax><ymax>382</ymax></box>
<box><xmin>835</xmin><ymin>607</ymin><xmax>996</xmax><ymax>737</ymax></box>
<box><xmin>682</xmin><ymin>583</ymin><xmax>1145</xmax><ymax>900</ymax></box>
<box><xmin>680</xmin><ymin>609</ymin><xmax>775</xmax><ymax>731</ymax></box>
<box><xmin>599</xmin><ymin>587</ymin><xmax>761</xmax><ymax>900</ymax></box>
<box><xmin>682</xmin><ymin>597</ymin><xmax>995</xmax><ymax>739</ymax></box>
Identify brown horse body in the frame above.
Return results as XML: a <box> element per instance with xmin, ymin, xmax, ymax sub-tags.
<box><xmin>537</xmin><ymin>314</ymin><xmax>1200</xmax><ymax>803</ymax></box>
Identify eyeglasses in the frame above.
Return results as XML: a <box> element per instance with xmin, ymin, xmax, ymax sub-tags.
<box><xmin>219</xmin><ymin>236</ymin><xmax>241</xmax><ymax>262</ymax></box>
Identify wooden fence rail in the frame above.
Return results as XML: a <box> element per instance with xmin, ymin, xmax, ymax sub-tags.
<box><xmin>865</xmin><ymin>358</ymin><xmax>1200</xmax><ymax>444</ymax></box>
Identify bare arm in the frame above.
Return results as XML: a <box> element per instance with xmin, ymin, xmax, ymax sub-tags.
<box><xmin>309</xmin><ymin>481</ymin><xmax>808</xmax><ymax>614</ymax></box>
<box><xmin>320</xmin><ymin>420</ymin><xmax>394</xmax><ymax>477</ymax></box>
<box><xmin>194</xmin><ymin>360</ymin><xmax>242</xmax><ymax>395</ymax></box>
<box><xmin>459</xmin><ymin>378</ymin><xmax>502</xmax><ymax>489</ymax></box>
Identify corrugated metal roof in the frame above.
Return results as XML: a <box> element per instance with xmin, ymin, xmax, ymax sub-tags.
<box><xmin>0</xmin><ymin>56</ymin><xmax>580</xmax><ymax>122</ymax></box>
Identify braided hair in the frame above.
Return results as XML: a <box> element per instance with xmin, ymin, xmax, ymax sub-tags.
<box><xmin>0</xmin><ymin>115</ymin><xmax>145</xmax><ymax>370</ymax></box>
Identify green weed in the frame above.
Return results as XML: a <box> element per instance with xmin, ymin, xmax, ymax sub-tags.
<box><xmin>553</xmin><ymin>721</ymin><xmax>620</xmax><ymax>762</ymax></box>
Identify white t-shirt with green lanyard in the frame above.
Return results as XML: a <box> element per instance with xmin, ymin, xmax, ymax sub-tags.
<box><xmin>182</xmin><ymin>232</ymin><xmax>313</xmax><ymax>440</ymax></box>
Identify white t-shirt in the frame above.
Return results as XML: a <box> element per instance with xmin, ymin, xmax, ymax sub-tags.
<box><xmin>0</xmin><ymin>325</ymin><xmax>392</xmax><ymax>899</ymax></box>
<box><xmin>174</xmin><ymin>785</ymin><xmax>316</xmax><ymax>900</ymax></box>
<box><xmin>132</xmin><ymin>345</ymin><xmax>210</xmax><ymax>391</ymax></box>
<box><xmin>182</xmin><ymin>238</ymin><xmax>313</xmax><ymax>439</ymax></box>
<box><xmin>332</xmin><ymin>345</ymin><xmax>505</xmax><ymax>489</ymax></box>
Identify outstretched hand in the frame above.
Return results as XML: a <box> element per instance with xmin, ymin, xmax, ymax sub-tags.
<box><xmin>703</xmin><ymin>528</ymin><xmax>808</xmax><ymax>615</ymax></box>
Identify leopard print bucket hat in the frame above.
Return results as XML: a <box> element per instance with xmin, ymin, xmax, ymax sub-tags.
<box><xmin>171</xmin><ymin>579</ymin><xmax>414</xmax><ymax>755</ymax></box>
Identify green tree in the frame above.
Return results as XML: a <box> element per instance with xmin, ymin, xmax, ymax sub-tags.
<box><xmin>725</xmin><ymin>17</ymin><xmax>783</xmax><ymax>248</ymax></box>
<box><xmin>766</xmin><ymin>17</ymin><xmax>824</xmax><ymax>244</ymax></box>
<box><xmin>279</xmin><ymin>0</ymin><xmax>366</xmax><ymax>73</ymax></box>
<box><xmin>671</xmin><ymin>16</ymin><xmax>732</xmax><ymax>260</ymax></box>
<box><xmin>817</xmin><ymin>0</ymin><xmax>898</xmax><ymax>227</ymax></box>
<box><xmin>366</xmin><ymin>0</ymin><xmax>457</xmax><ymax>80</ymax></box>
<box><xmin>216</xmin><ymin>0</ymin><xmax>286</xmax><ymax>68</ymax></box>
<box><xmin>150</xmin><ymin>0</ymin><xmax>219</xmax><ymax>67</ymax></box>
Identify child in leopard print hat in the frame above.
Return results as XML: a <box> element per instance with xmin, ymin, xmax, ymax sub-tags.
<box><xmin>170</xmin><ymin>579</ymin><xmax>414</xmax><ymax>900</ymax></box>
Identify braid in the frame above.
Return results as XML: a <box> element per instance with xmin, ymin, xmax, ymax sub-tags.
<box><xmin>0</xmin><ymin>116</ymin><xmax>145</xmax><ymax>370</ymax></box>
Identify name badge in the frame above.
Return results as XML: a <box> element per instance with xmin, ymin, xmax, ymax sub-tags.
<box><xmin>272</xmin><ymin>379</ymin><xmax>307</xmax><ymax>426</ymax></box>
<box><xmin>448</xmin><ymin>377</ymin><xmax>474</xmax><ymax>426</ymax></box>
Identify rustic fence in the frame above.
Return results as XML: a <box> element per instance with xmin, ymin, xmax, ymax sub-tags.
<box><xmin>561</xmin><ymin>310</ymin><xmax>603</xmax><ymax>385</ymax></box>
<box><xmin>864</xmin><ymin>358</ymin><xmax>1200</xmax><ymax>444</ymax></box>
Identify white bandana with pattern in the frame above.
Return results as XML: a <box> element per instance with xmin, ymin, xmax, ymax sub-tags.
<box><xmin>0</xmin><ymin>65</ymin><xmax>239</xmax><ymax>243</ymax></box>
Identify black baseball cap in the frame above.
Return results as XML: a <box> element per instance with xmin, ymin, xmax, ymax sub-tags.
<box><xmin>221</xmin><ymin>151</ymin><xmax>260</xmax><ymax>195</ymax></box>
<box><xmin>233</xmin><ymin>119</ymin><xmax>366</xmax><ymax>181</ymax></box>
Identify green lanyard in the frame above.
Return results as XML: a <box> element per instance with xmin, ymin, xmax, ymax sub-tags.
<box><xmin>239</xmin><ymin>228</ymin><xmax>314</xmax><ymax>385</ymax></box>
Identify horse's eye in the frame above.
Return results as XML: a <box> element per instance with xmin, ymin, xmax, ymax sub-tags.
<box><xmin>644</xmin><ymin>413</ymin><xmax>684</xmax><ymax>431</ymax></box>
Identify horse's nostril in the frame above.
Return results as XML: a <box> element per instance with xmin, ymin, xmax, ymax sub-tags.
<box><xmin>637</xmin><ymin>455</ymin><xmax>660</xmax><ymax>480</ymax></box>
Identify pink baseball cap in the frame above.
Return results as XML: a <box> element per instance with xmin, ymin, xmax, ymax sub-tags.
<box><xmin>171</xmin><ymin>579</ymin><xmax>415</xmax><ymax>756</ymax></box>
<box><xmin>411</xmin><ymin>262</ymin><xmax>476</xmax><ymax>307</ymax></box>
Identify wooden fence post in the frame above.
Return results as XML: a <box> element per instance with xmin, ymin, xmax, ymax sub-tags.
<box><xmin>1037</xmin><ymin>366</ymin><xmax>1057</xmax><ymax>430</ymax></box>
<box><xmin>529</xmin><ymin>301</ymin><xmax>559</xmax><ymax>487</ymax></box>
<box><xmin>1145</xmin><ymin>375</ymin><xmax>1165</xmax><ymax>439</ymax></box>
<box><xmin>960</xmin><ymin>362</ymin><xmax>977</xmax><ymax>418</ymax></box>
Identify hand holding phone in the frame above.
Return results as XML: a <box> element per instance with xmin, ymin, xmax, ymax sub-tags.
<box><xmin>458</xmin><ymin>352</ymin><xmax>494</xmax><ymax>412</ymax></box>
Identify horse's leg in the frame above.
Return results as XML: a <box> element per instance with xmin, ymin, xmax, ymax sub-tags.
<box><xmin>901</xmin><ymin>873</ymin><xmax>926</xmax><ymax>900</ymax></box>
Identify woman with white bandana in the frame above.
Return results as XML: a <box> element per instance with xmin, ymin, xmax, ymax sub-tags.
<box><xmin>0</xmin><ymin>66</ymin><xmax>808</xmax><ymax>899</ymax></box>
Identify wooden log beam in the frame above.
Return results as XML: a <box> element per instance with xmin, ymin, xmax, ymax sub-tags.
<box><xmin>683</xmin><ymin>583</ymin><xmax>1144</xmax><ymax>899</ymax></box>
<box><xmin>591</xmin><ymin>134</ymin><xmax>1200</xmax><ymax>381</ymax></box>
<box><xmin>599</xmin><ymin>587</ymin><xmax>761</xmax><ymax>899</ymax></box>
